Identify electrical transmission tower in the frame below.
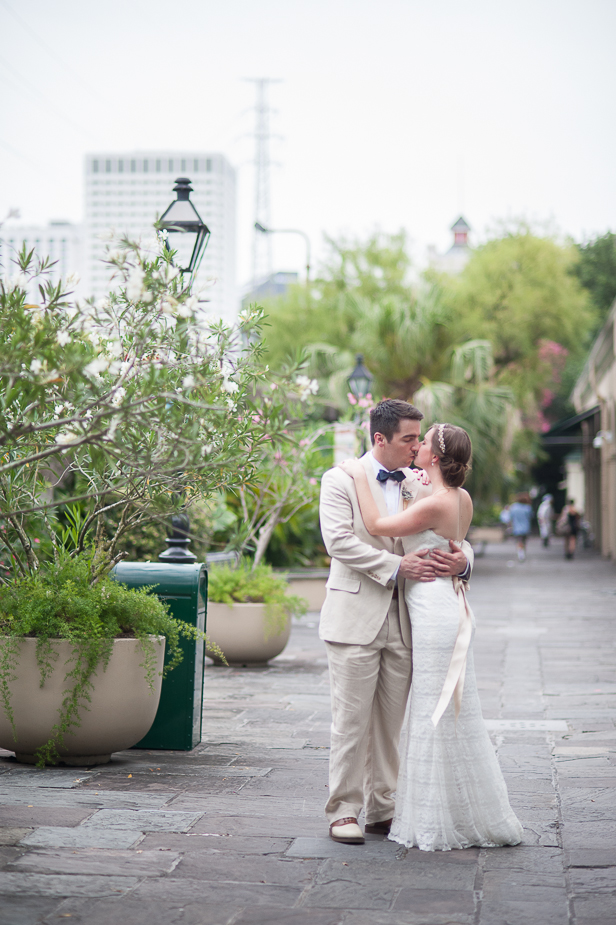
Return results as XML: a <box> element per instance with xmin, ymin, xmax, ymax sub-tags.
<box><xmin>245</xmin><ymin>77</ymin><xmax>281</xmax><ymax>287</ymax></box>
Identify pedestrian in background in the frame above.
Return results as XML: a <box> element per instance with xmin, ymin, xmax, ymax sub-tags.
<box><xmin>537</xmin><ymin>494</ymin><xmax>554</xmax><ymax>547</ymax></box>
<box><xmin>499</xmin><ymin>504</ymin><xmax>512</xmax><ymax>537</ymax></box>
<box><xmin>558</xmin><ymin>499</ymin><xmax>581</xmax><ymax>560</ymax></box>
<box><xmin>509</xmin><ymin>493</ymin><xmax>533</xmax><ymax>562</ymax></box>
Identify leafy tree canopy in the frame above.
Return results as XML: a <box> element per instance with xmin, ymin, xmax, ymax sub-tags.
<box><xmin>573</xmin><ymin>231</ymin><xmax>616</xmax><ymax>328</ymax></box>
<box><xmin>437</xmin><ymin>228</ymin><xmax>596</xmax><ymax>403</ymax></box>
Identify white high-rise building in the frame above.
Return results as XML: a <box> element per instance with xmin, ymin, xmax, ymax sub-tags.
<box><xmin>0</xmin><ymin>222</ymin><xmax>83</xmax><ymax>300</ymax></box>
<box><xmin>84</xmin><ymin>151</ymin><xmax>237</xmax><ymax>322</ymax></box>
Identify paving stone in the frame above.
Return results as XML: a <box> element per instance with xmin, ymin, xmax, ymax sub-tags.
<box><xmin>0</xmin><ymin>770</ymin><xmax>99</xmax><ymax>789</ymax></box>
<box><xmin>140</xmin><ymin>831</ymin><xmax>292</xmax><ymax>854</ymax></box>
<box><xmin>303</xmin><ymin>880</ymin><xmax>396</xmax><ymax>910</ymax></box>
<box><xmin>0</xmin><ymin>871</ymin><xmax>140</xmax><ymax>895</ymax></box>
<box><xmin>9</xmin><ymin>847</ymin><xmax>181</xmax><ymax>877</ymax></box>
<box><xmin>568</xmin><ymin>866</ymin><xmax>616</xmax><ymax>893</ymax></box>
<box><xmin>185</xmin><ymin>812</ymin><xmax>326</xmax><ymax>837</ymax></box>
<box><xmin>481</xmin><ymin>845</ymin><xmax>563</xmax><ymax>874</ymax></box>
<box><xmin>167</xmin><ymin>793</ymin><xmax>324</xmax><ymax>815</ymax></box>
<box><xmin>130</xmin><ymin>876</ymin><xmax>304</xmax><ymax>905</ymax></box>
<box><xmin>44</xmin><ymin>897</ymin><xmax>242</xmax><ymax>925</ymax></box>
<box><xmin>83</xmin><ymin>809</ymin><xmax>203</xmax><ymax>832</ymax></box>
<box><xmin>0</xmin><ymin>893</ymin><xmax>64</xmax><ymax>925</ymax></box>
<box><xmin>172</xmin><ymin>852</ymin><xmax>318</xmax><ymax>884</ymax></box>
<box><xmin>314</xmin><ymin>857</ymin><xmax>477</xmax><ymax>890</ymax></box>
<box><xmin>572</xmin><ymin>892</ymin><xmax>616</xmax><ymax>920</ymax></box>
<box><xmin>0</xmin><ymin>806</ymin><xmax>93</xmax><ymax>827</ymax></box>
<box><xmin>392</xmin><ymin>888</ymin><xmax>475</xmax><ymax>914</ymax></box>
<box><xmin>0</xmin><ymin>788</ymin><xmax>176</xmax><ymax>809</ymax></box>
<box><xmin>231</xmin><ymin>910</ymin><xmax>343</xmax><ymax>925</ymax></box>
<box><xmin>0</xmin><ymin>827</ymin><xmax>32</xmax><ymax>845</ymax></box>
<box><xmin>561</xmin><ymin>821</ymin><xmax>616</xmax><ymax>849</ymax></box>
<box><xmin>481</xmin><ymin>870</ymin><xmax>565</xmax><ymax>902</ymax></box>
<box><xmin>20</xmin><ymin>825</ymin><xmax>143</xmax><ymax>849</ymax></box>
<box><xmin>286</xmin><ymin>837</ymin><xmax>404</xmax><ymax>860</ymax></box>
<box><xmin>478</xmin><ymin>899</ymin><xmax>569</xmax><ymax>925</ymax></box>
<box><xmin>565</xmin><ymin>847</ymin><xmax>616</xmax><ymax>867</ymax></box>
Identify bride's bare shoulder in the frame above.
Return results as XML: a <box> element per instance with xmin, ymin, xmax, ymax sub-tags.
<box><xmin>458</xmin><ymin>487</ymin><xmax>473</xmax><ymax>512</ymax></box>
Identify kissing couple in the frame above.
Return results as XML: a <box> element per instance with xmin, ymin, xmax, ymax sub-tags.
<box><xmin>319</xmin><ymin>398</ymin><xmax>523</xmax><ymax>850</ymax></box>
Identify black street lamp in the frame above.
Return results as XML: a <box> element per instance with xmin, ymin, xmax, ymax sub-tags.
<box><xmin>348</xmin><ymin>354</ymin><xmax>373</xmax><ymax>399</ymax></box>
<box><xmin>158</xmin><ymin>178</ymin><xmax>210</xmax><ymax>275</ymax></box>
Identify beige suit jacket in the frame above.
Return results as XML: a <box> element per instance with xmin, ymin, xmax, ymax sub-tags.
<box><xmin>319</xmin><ymin>454</ymin><xmax>473</xmax><ymax>647</ymax></box>
<box><xmin>319</xmin><ymin>455</ymin><xmax>425</xmax><ymax>647</ymax></box>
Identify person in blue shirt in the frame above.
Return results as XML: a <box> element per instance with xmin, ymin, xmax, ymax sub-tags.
<box><xmin>509</xmin><ymin>493</ymin><xmax>533</xmax><ymax>561</ymax></box>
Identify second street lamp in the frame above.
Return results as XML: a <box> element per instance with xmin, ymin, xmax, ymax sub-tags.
<box><xmin>348</xmin><ymin>354</ymin><xmax>373</xmax><ymax>399</ymax></box>
<box><xmin>158</xmin><ymin>178</ymin><xmax>210</xmax><ymax>275</ymax></box>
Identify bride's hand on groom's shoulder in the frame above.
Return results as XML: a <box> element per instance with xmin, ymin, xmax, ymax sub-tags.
<box><xmin>337</xmin><ymin>459</ymin><xmax>362</xmax><ymax>478</ymax></box>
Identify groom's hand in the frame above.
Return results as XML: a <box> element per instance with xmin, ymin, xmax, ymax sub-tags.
<box><xmin>430</xmin><ymin>541</ymin><xmax>468</xmax><ymax>577</ymax></box>
<box><xmin>399</xmin><ymin>550</ymin><xmax>437</xmax><ymax>582</ymax></box>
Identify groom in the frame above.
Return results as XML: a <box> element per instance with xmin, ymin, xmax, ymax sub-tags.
<box><xmin>319</xmin><ymin>398</ymin><xmax>473</xmax><ymax>844</ymax></box>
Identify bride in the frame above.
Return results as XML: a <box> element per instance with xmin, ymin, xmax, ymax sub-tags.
<box><xmin>339</xmin><ymin>422</ymin><xmax>523</xmax><ymax>851</ymax></box>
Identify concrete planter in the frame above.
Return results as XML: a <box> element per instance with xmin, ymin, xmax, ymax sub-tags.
<box><xmin>285</xmin><ymin>569</ymin><xmax>329</xmax><ymax>612</ymax></box>
<box><xmin>206</xmin><ymin>602</ymin><xmax>291</xmax><ymax>667</ymax></box>
<box><xmin>0</xmin><ymin>636</ymin><xmax>165</xmax><ymax>765</ymax></box>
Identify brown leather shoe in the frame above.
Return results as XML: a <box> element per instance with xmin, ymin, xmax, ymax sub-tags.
<box><xmin>364</xmin><ymin>818</ymin><xmax>393</xmax><ymax>835</ymax></box>
<box><xmin>329</xmin><ymin>816</ymin><xmax>365</xmax><ymax>844</ymax></box>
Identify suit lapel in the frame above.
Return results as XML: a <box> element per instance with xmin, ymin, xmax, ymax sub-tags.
<box><xmin>360</xmin><ymin>454</ymin><xmax>394</xmax><ymax>553</ymax></box>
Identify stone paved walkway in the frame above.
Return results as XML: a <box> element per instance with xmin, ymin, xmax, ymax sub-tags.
<box><xmin>0</xmin><ymin>537</ymin><xmax>615</xmax><ymax>924</ymax></box>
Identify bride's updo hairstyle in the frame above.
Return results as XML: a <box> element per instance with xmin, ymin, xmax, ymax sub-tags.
<box><xmin>430</xmin><ymin>423</ymin><xmax>472</xmax><ymax>488</ymax></box>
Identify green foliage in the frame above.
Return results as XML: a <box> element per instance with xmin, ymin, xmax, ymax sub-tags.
<box><xmin>0</xmin><ymin>551</ymin><xmax>221</xmax><ymax>765</ymax></box>
<box><xmin>573</xmin><ymin>231</ymin><xmax>616</xmax><ymax>329</ymax></box>
<box><xmin>439</xmin><ymin>229</ymin><xmax>596</xmax><ymax>403</ymax></box>
<box><xmin>207</xmin><ymin>559</ymin><xmax>307</xmax><ymax>638</ymax></box>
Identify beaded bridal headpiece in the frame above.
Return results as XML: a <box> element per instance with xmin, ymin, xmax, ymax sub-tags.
<box><xmin>437</xmin><ymin>423</ymin><xmax>446</xmax><ymax>454</ymax></box>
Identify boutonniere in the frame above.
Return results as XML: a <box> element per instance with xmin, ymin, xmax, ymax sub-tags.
<box><xmin>401</xmin><ymin>482</ymin><xmax>415</xmax><ymax>508</ymax></box>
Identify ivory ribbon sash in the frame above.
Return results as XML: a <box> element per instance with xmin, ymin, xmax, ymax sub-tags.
<box><xmin>431</xmin><ymin>576</ymin><xmax>473</xmax><ymax>728</ymax></box>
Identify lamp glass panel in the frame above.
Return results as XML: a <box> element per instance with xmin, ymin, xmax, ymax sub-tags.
<box><xmin>165</xmin><ymin>230</ymin><xmax>198</xmax><ymax>272</ymax></box>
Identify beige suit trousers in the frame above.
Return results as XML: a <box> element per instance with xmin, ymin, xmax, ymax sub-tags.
<box><xmin>324</xmin><ymin>597</ymin><xmax>412</xmax><ymax>825</ymax></box>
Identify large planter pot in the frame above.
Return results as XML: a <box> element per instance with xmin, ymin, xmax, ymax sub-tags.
<box><xmin>206</xmin><ymin>602</ymin><xmax>290</xmax><ymax>667</ymax></box>
<box><xmin>0</xmin><ymin>636</ymin><xmax>165</xmax><ymax>766</ymax></box>
<box><xmin>285</xmin><ymin>568</ymin><xmax>329</xmax><ymax>612</ymax></box>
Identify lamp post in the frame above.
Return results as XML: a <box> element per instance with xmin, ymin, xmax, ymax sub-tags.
<box><xmin>347</xmin><ymin>354</ymin><xmax>373</xmax><ymax>454</ymax></box>
<box><xmin>254</xmin><ymin>222</ymin><xmax>311</xmax><ymax>286</ymax></box>
<box><xmin>158</xmin><ymin>178</ymin><xmax>210</xmax><ymax>276</ymax></box>
<box><xmin>156</xmin><ymin>178</ymin><xmax>210</xmax><ymax>564</ymax></box>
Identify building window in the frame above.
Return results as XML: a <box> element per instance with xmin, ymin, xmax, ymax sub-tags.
<box><xmin>168</xmin><ymin>159</ymin><xmax>173</xmax><ymax>171</ymax></box>
<box><xmin>118</xmin><ymin>160</ymin><xmax>124</xmax><ymax>173</ymax></box>
<box><xmin>92</xmin><ymin>159</ymin><xmax>99</xmax><ymax>173</ymax></box>
<box><xmin>156</xmin><ymin>159</ymin><xmax>161</xmax><ymax>172</ymax></box>
<box><xmin>193</xmin><ymin>158</ymin><xmax>199</xmax><ymax>172</ymax></box>
<box><xmin>131</xmin><ymin>159</ymin><xmax>136</xmax><ymax>172</ymax></box>
<box><xmin>206</xmin><ymin>158</ymin><xmax>212</xmax><ymax>172</ymax></box>
<box><xmin>143</xmin><ymin>160</ymin><xmax>149</xmax><ymax>172</ymax></box>
<box><xmin>105</xmin><ymin>159</ymin><xmax>112</xmax><ymax>173</ymax></box>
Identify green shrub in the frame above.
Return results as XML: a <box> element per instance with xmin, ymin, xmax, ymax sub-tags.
<box><xmin>207</xmin><ymin>559</ymin><xmax>307</xmax><ymax>638</ymax></box>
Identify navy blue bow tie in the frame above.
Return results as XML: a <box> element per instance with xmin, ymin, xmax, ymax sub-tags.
<box><xmin>376</xmin><ymin>469</ymin><xmax>405</xmax><ymax>483</ymax></box>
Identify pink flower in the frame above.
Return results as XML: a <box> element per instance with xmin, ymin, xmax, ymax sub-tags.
<box><xmin>309</xmin><ymin>478</ymin><xmax>317</xmax><ymax>485</ymax></box>
<box><xmin>347</xmin><ymin>393</ymin><xmax>357</xmax><ymax>406</ymax></box>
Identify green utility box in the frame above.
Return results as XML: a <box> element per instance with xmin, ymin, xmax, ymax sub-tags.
<box><xmin>112</xmin><ymin>562</ymin><xmax>207</xmax><ymax>750</ymax></box>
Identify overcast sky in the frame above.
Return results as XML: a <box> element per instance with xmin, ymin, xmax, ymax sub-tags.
<box><xmin>1</xmin><ymin>0</ymin><xmax>614</xmax><ymax>286</ymax></box>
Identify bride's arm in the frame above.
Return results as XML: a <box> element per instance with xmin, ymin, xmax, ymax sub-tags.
<box><xmin>340</xmin><ymin>462</ymin><xmax>437</xmax><ymax>538</ymax></box>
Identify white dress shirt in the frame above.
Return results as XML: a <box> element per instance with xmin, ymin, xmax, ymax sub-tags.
<box><xmin>369</xmin><ymin>452</ymin><xmax>403</xmax><ymax>581</ymax></box>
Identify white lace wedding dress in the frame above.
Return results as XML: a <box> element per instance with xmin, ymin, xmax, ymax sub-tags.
<box><xmin>389</xmin><ymin>530</ymin><xmax>523</xmax><ymax>851</ymax></box>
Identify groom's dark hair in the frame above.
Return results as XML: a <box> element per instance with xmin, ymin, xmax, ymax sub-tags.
<box><xmin>370</xmin><ymin>399</ymin><xmax>424</xmax><ymax>444</ymax></box>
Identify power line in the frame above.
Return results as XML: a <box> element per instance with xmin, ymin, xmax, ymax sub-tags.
<box><xmin>0</xmin><ymin>56</ymin><xmax>100</xmax><ymax>142</ymax></box>
<box><xmin>0</xmin><ymin>0</ymin><xmax>109</xmax><ymax>106</ymax></box>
